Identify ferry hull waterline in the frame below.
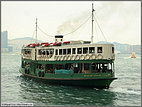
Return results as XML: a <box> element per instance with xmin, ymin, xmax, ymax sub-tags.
<box><xmin>19</xmin><ymin>68</ymin><xmax>116</xmax><ymax>89</ymax></box>
<box><xmin>19</xmin><ymin>3</ymin><xmax>117</xmax><ymax>89</ymax></box>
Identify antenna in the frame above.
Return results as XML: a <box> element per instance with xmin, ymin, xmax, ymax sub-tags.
<box><xmin>35</xmin><ymin>18</ymin><xmax>37</xmax><ymax>43</ymax></box>
<box><xmin>91</xmin><ymin>3</ymin><xmax>95</xmax><ymax>44</ymax></box>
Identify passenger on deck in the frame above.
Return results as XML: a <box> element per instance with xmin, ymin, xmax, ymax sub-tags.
<box><xmin>51</xmin><ymin>69</ymin><xmax>54</xmax><ymax>73</ymax></box>
<box><xmin>70</xmin><ymin>65</ymin><xmax>74</xmax><ymax>70</ymax></box>
<box><xmin>39</xmin><ymin>65</ymin><xmax>44</xmax><ymax>77</ymax></box>
<box><xmin>25</xmin><ymin>63</ymin><xmax>30</xmax><ymax>74</ymax></box>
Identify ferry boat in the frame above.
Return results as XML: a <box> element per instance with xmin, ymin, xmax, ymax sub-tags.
<box><xmin>19</xmin><ymin>4</ymin><xmax>117</xmax><ymax>89</ymax></box>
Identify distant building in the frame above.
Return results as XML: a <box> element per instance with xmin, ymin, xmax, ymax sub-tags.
<box><xmin>1</xmin><ymin>31</ymin><xmax>8</xmax><ymax>48</ymax></box>
<box><xmin>1</xmin><ymin>31</ymin><xmax>13</xmax><ymax>53</ymax></box>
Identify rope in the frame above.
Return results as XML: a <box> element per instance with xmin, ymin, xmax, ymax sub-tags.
<box><xmin>63</xmin><ymin>14</ymin><xmax>92</xmax><ymax>36</ymax></box>
<box><xmin>36</xmin><ymin>15</ymin><xmax>91</xmax><ymax>38</ymax></box>
<box><xmin>35</xmin><ymin>13</ymin><xmax>107</xmax><ymax>43</ymax></box>
<box><xmin>94</xmin><ymin>15</ymin><xmax>107</xmax><ymax>42</ymax></box>
<box><xmin>37</xmin><ymin>25</ymin><xmax>54</xmax><ymax>37</ymax></box>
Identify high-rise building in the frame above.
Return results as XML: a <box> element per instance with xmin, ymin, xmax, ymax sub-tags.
<box><xmin>1</xmin><ymin>31</ymin><xmax>8</xmax><ymax>48</ymax></box>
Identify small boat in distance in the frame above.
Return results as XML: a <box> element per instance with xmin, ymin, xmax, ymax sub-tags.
<box><xmin>131</xmin><ymin>52</ymin><xmax>136</xmax><ymax>58</ymax></box>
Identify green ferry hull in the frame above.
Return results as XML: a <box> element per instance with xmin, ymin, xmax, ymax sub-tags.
<box><xmin>19</xmin><ymin>69</ymin><xmax>117</xmax><ymax>89</ymax></box>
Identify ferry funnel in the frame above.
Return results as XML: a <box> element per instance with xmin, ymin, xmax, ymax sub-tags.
<box><xmin>55</xmin><ymin>34</ymin><xmax>63</xmax><ymax>42</ymax></box>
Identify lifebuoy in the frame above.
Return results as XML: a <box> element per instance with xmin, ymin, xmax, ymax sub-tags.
<box><xmin>66</xmin><ymin>55</ymin><xmax>70</xmax><ymax>60</ymax></box>
<box><xmin>54</xmin><ymin>56</ymin><xmax>57</xmax><ymax>59</ymax></box>
<box><xmin>71</xmin><ymin>55</ymin><xmax>75</xmax><ymax>60</ymax></box>
<box><xmin>75</xmin><ymin>55</ymin><xmax>80</xmax><ymax>60</ymax></box>
<box><xmin>89</xmin><ymin>54</ymin><xmax>96</xmax><ymax>59</ymax></box>
<box><xmin>63</xmin><ymin>56</ymin><xmax>67</xmax><ymax>60</ymax></box>
<box><xmin>55</xmin><ymin>56</ymin><xmax>59</xmax><ymax>60</ymax></box>
<box><xmin>97</xmin><ymin>54</ymin><xmax>103</xmax><ymax>59</ymax></box>
<box><xmin>60</xmin><ymin>56</ymin><xmax>63</xmax><ymax>61</ymax></box>
<box><xmin>80</xmin><ymin>55</ymin><xmax>84</xmax><ymax>60</ymax></box>
<box><xmin>85</xmin><ymin>54</ymin><xmax>90</xmax><ymax>60</ymax></box>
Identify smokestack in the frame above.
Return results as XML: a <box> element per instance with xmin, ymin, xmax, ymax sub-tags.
<box><xmin>55</xmin><ymin>35</ymin><xmax>63</xmax><ymax>42</ymax></box>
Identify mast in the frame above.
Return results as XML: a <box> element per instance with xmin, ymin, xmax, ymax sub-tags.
<box><xmin>91</xmin><ymin>3</ymin><xmax>94</xmax><ymax>43</ymax></box>
<box><xmin>91</xmin><ymin>3</ymin><xmax>95</xmax><ymax>44</ymax></box>
<box><xmin>35</xmin><ymin>18</ymin><xmax>37</xmax><ymax>43</ymax></box>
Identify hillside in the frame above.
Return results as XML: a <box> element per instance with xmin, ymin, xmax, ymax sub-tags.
<box><xmin>8</xmin><ymin>37</ymin><xmax>43</xmax><ymax>52</ymax></box>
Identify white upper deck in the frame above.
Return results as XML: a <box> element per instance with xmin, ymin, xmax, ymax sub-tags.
<box><xmin>21</xmin><ymin>41</ymin><xmax>115</xmax><ymax>61</ymax></box>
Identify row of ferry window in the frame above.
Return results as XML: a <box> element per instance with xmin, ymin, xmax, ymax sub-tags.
<box><xmin>55</xmin><ymin>47</ymin><xmax>103</xmax><ymax>55</ymax></box>
<box><xmin>38</xmin><ymin>49</ymin><xmax>54</xmax><ymax>55</ymax></box>
<box><xmin>23</xmin><ymin>47</ymin><xmax>114</xmax><ymax>55</ymax></box>
<box><xmin>23</xmin><ymin>49</ymin><xmax>31</xmax><ymax>54</ymax></box>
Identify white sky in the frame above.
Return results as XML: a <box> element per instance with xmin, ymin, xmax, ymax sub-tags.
<box><xmin>1</xmin><ymin>1</ymin><xmax>141</xmax><ymax>45</ymax></box>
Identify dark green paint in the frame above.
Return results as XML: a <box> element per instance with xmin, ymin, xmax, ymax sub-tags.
<box><xmin>20</xmin><ymin>58</ymin><xmax>117</xmax><ymax>88</ymax></box>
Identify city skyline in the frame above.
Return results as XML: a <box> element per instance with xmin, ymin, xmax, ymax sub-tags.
<box><xmin>1</xmin><ymin>1</ymin><xmax>141</xmax><ymax>45</ymax></box>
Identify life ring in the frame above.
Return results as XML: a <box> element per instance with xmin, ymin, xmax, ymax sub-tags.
<box><xmin>70</xmin><ymin>55</ymin><xmax>72</xmax><ymax>60</ymax></box>
<box><xmin>75</xmin><ymin>55</ymin><xmax>80</xmax><ymax>60</ymax></box>
<box><xmin>71</xmin><ymin>55</ymin><xmax>75</xmax><ymax>60</ymax></box>
<box><xmin>60</xmin><ymin>56</ymin><xmax>63</xmax><ymax>61</ymax></box>
<box><xmin>85</xmin><ymin>54</ymin><xmax>90</xmax><ymax>60</ymax></box>
<box><xmin>63</xmin><ymin>55</ymin><xmax>67</xmax><ymax>60</ymax></box>
<box><xmin>58</xmin><ymin>56</ymin><xmax>61</xmax><ymax>61</ymax></box>
<box><xmin>67</xmin><ymin>55</ymin><xmax>70</xmax><ymax>60</ymax></box>
<box><xmin>89</xmin><ymin>54</ymin><xmax>96</xmax><ymax>60</ymax></box>
<box><xmin>56</xmin><ymin>56</ymin><xmax>59</xmax><ymax>60</ymax></box>
<box><xmin>65</xmin><ymin>55</ymin><xmax>68</xmax><ymax>60</ymax></box>
<box><xmin>57</xmin><ymin>56</ymin><xmax>60</xmax><ymax>61</ymax></box>
<box><xmin>80</xmin><ymin>55</ymin><xmax>85</xmax><ymax>60</ymax></box>
<box><xmin>54</xmin><ymin>56</ymin><xmax>57</xmax><ymax>60</ymax></box>
<box><xmin>97</xmin><ymin>54</ymin><xmax>103</xmax><ymax>59</ymax></box>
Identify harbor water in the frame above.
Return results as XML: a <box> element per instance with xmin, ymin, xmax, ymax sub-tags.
<box><xmin>1</xmin><ymin>53</ymin><xmax>141</xmax><ymax>106</ymax></box>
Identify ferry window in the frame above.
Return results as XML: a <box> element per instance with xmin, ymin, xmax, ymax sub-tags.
<box><xmin>63</xmin><ymin>49</ymin><xmax>66</xmax><ymax>55</ymax></box>
<box><xmin>27</xmin><ymin>50</ymin><xmax>30</xmax><ymax>54</ymax></box>
<box><xmin>97</xmin><ymin>47</ymin><xmax>102</xmax><ymax>53</ymax></box>
<box><xmin>77</xmin><ymin>48</ymin><xmax>82</xmax><ymax>54</ymax></box>
<box><xmin>46</xmin><ymin>49</ymin><xmax>49</xmax><ymax>55</ymax></box>
<box><xmin>89</xmin><ymin>47</ymin><xmax>95</xmax><ymax>53</ymax></box>
<box><xmin>72</xmin><ymin>48</ymin><xmax>76</xmax><ymax>54</ymax></box>
<box><xmin>83</xmin><ymin>47</ymin><xmax>88</xmax><ymax>54</ymax></box>
<box><xmin>38</xmin><ymin>50</ymin><xmax>41</xmax><ymax>55</ymax></box>
<box><xmin>67</xmin><ymin>49</ymin><xmax>71</xmax><ymax>54</ymax></box>
<box><xmin>25</xmin><ymin>50</ymin><xmax>27</xmax><ymax>54</ymax></box>
<box><xmin>50</xmin><ymin>49</ymin><xmax>54</xmax><ymax>54</ymax></box>
<box><xmin>55</xmin><ymin>49</ymin><xmax>58</xmax><ymax>55</ymax></box>
<box><xmin>84</xmin><ymin>63</ymin><xmax>89</xmax><ymax>70</ymax></box>
<box><xmin>41</xmin><ymin>50</ymin><xmax>45</xmax><ymax>55</ymax></box>
<box><xmin>112</xmin><ymin>47</ymin><xmax>114</xmax><ymax>53</ymax></box>
<box><xmin>59</xmin><ymin>49</ymin><xmax>62</xmax><ymax>55</ymax></box>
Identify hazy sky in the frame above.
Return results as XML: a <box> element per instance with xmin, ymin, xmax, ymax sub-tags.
<box><xmin>1</xmin><ymin>1</ymin><xmax>141</xmax><ymax>45</ymax></box>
